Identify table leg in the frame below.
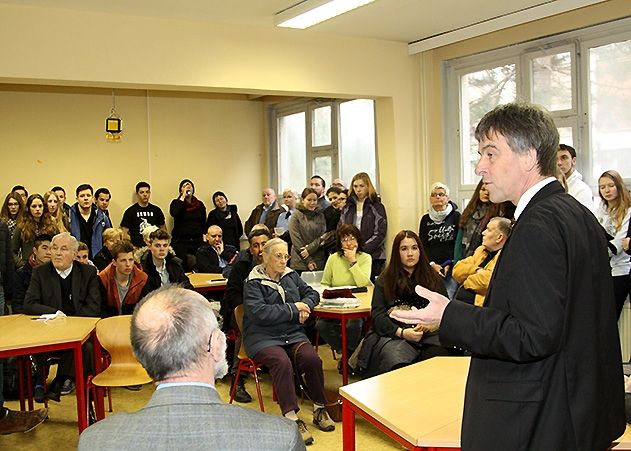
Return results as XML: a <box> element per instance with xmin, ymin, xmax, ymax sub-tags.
<box><xmin>342</xmin><ymin>397</ymin><xmax>356</xmax><ymax>451</ymax></box>
<box><xmin>341</xmin><ymin>317</ymin><xmax>348</xmax><ymax>385</ymax></box>
<box><xmin>92</xmin><ymin>332</ymin><xmax>105</xmax><ymax>420</ymax></box>
<box><xmin>25</xmin><ymin>358</ymin><xmax>34</xmax><ymax>411</ymax></box>
<box><xmin>73</xmin><ymin>343</ymin><xmax>87</xmax><ymax>432</ymax></box>
<box><xmin>17</xmin><ymin>356</ymin><xmax>25</xmax><ymax>411</ymax></box>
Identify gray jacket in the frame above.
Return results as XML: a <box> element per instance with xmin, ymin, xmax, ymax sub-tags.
<box><xmin>288</xmin><ymin>206</ymin><xmax>326</xmax><ymax>271</ymax></box>
<box><xmin>243</xmin><ymin>265</ymin><xmax>319</xmax><ymax>358</ymax></box>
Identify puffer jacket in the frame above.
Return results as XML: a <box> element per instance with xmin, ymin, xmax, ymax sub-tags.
<box><xmin>243</xmin><ymin>265</ymin><xmax>319</xmax><ymax>358</ymax></box>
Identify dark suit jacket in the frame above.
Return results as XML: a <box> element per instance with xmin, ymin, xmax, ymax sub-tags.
<box><xmin>78</xmin><ymin>385</ymin><xmax>305</xmax><ymax>451</ymax></box>
<box><xmin>440</xmin><ymin>181</ymin><xmax>625</xmax><ymax>451</ymax></box>
<box><xmin>24</xmin><ymin>261</ymin><xmax>101</xmax><ymax>317</ymax></box>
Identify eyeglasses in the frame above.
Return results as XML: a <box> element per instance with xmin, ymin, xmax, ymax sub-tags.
<box><xmin>273</xmin><ymin>253</ymin><xmax>290</xmax><ymax>261</ymax></box>
<box><xmin>341</xmin><ymin>236</ymin><xmax>357</xmax><ymax>243</ymax></box>
<box><xmin>430</xmin><ymin>192</ymin><xmax>446</xmax><ymax>198</ymax></box>
<box><xmin>7</xmin><ymin>202</ymin><xmax>19</xmax><ymax>207</ymax></box>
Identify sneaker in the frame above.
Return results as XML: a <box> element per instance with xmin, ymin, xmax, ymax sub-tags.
<box><xmin>33</xmin><ymin>385</ymin><xmax>45</xmax><ymax>404</ymax></box>
<box><xmin>295</xmin><ymin>419</ymin><xmax>313</xmax><ymax>446</ymax></box>
<box><xmin>60</xmin><ymin>379</ymin><xmax>75</xmax><ymax>396</ymax></box>
<box><xmin>313</xmin><ymin>407</ymin><xmax>335</xmax><ymax>432</ymax></box>
<box><xmin>0</xmin><ymin>407</ymin><xmax>48</xmax><ymax>435</ymax></box>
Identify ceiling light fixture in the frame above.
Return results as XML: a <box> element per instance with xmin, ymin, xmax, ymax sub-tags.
<box><xmin>275</xmin><ymin>0</ymin><xmax>376</xmax><ymax>29</ymax></box>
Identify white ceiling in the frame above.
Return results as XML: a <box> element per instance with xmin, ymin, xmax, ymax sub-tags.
<box><xmin>0</xmin><ymin>0</ymin><xmax>602</xmax><ymax>46</ymax></box>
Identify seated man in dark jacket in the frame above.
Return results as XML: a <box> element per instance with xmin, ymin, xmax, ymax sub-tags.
<box><xmin>24</xmin><ymin>232</ymin><xmax>101</xmax><ymax>401</ymax></box>
<box><xmin>99</xmin><ymin>240</ymin><xmax>149</xmax><ymax>317</ymax></box>
<box><xmin>140</xmin><ymin>229</ymin><xmax>191</xmax><ymax>293</ymax></box>
<box><xmin>196</xmin><ymin>225</ymin><xmax>238</xmax><ymax>276</ymax></box>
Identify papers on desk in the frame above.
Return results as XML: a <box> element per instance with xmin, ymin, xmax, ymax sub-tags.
<box><xmin>318</xmin><ymin>298</ymin><xmax>361</xmax><ymax>309</ymax></box>
<box><xmin>207</xmin><ymin>278</ymin><xmax>227</xmax><ymax>284</ymax></box>
<box><xmin>33</xmin><ymin>311</ymin><xmax>67</xmax><ymax>321</ymax></box>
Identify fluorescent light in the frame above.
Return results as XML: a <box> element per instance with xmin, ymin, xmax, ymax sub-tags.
<box><xmin>275</xmin><ymin>0</ymin><xmax>376</xmax><ymax>29</ymax></box>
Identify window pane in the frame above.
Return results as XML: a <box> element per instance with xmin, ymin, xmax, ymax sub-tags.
<box><xmin>532</xmin><ymin>51</ymin><xmax>572</xmax><ymax>111</ymax></box>
<box><xmin>278</xmin><ymin>112</ymin><xmax>306</xmax><ymax>191</ymax></box>
<box><xmin>339</xmin><ymin>99</ymin><xmax>377</xmax><ymax>186</ymax></box>
<box><xmin>589</xmin><ymin>39</ymin><xmax>631</xmax><ymax>180</ymax></box>
<box><xmin>313</xmin><ymin>155</ymin><xmax>332</xmax><ymax>185</ymax></box>
<box><xmin>312</xmin><ymin>106</ymin><xmax>331</xmax><ymax>147</ymax></box>
<box><xmin>557</xmin><ymin>127</ymin><xmax>574</xmax><ymax>147</ymax></box>
<box><xmin>461</xmin><ymin>65</ymin><xmax>516</xmax><ymax>184</ymax></box>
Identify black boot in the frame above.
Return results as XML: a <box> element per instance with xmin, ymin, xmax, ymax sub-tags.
<box><xmin>232</xmin><ymin>375</ymin><xmax>252</xmax><ymax>403</ymax></box>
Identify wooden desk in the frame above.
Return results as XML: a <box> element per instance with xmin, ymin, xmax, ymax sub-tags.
<box><xmin>613</xmin><ymin>424</ymin><xmax>631</xmax><ymax>449</ymax></box>
<box><xmin>0</xmin><ymin>314</ymin><xmax>101</xmax><ymax>433</ymax></box>
<box><xmin>339</xmin><ymin>356</ymin><xmax>469</xmax><ymax>451</ymax></box>
<box><xmin>188</xmin><ymin>272</ymin><xmax>228</xmax><ymax>292</ymax></box>
<box><xmin>313</xmin><ymin>287</ymin><xmax>373</xmax><ymax>385</ymax></box>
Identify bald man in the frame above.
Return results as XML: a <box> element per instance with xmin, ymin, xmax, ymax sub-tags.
<box><xmin>79</xmin><ymin>286</ymin><xmax>304</xmax><ymax>451</ymax></box>
<box><xmin>244</xmin><ymin>188</ymin><xmax>283</xmax><ymax>236</ymax></box>
<box><xmin>196</xmin><ymin>225</ymin><xmax>238</xmax><ymax>275</ymax></box>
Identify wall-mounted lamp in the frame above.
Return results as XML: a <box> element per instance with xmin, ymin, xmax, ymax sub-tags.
<box><xmin>106</xmin><ymin>90</ymin><xmax>123</xmax><ymax>142</ymax></box>
<box><xmin>275</xmin><ymin>0</ymin><xmax>376</xmax><ymax>29</ymax></box>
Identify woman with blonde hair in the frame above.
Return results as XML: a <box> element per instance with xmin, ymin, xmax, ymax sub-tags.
<box><xmin>595</xmin><ymin>169</ymin><xmax>631</xmax><ymax>317</ymax></box>
<box><xmin>339</xmin><ymin>172</ymin><xmax>387</xmax><ymax>280</ymax></box>
<box><xmin>44</xmin><ymin>190</ymin><xmax>69</xmax><ymax>233</ymax></box>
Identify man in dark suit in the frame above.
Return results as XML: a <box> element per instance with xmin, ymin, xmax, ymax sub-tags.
<box><xmin>24</xmin><ymin>232</ymin><xmax>100</xmax><ymax>401</ymax></box>
<box><xmin>391</xmin><ymin>102</ymin><xmax>625</xmax><ymax>450</ymax></box>
<box><xmin>78</xmin><ymin>286</ymin><xmax>304</xmax><ymax>451</ymax></box>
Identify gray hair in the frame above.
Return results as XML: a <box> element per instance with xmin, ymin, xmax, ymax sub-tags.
<box><xmin>490</xmin><ymin>217</ymin><xmax>512</xmax><ymax>238</ymax></box>
<box><xmin>131</xmin><ymin>285</ymin><xmax>219</xmax><ymax>381</ymax></box>
<box><xmin>430</xmin><ymin>182</ymin><xmax>450</xmax><ymax>197</ymax></box>
<box><xmin>282</xmin><ymin>188</ymin><xmax>299</xmax><ymax>199</ymax></box>
<box><xmin>475</xmin><ymin>102</ymin><xmax>559</xmax><ymax>177</ymax></box>
<box><xmin>51</xmin><ymin>232</ymin><xmax>79</xmax><ymax>252</ymax></box>
<box><xmin>262</xmin><ymin>237</ymin><xmax>287</xmax><ymax>255</ymax></box>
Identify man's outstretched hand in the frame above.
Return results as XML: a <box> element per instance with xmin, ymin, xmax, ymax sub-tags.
<box><xmin>388</xmin><ymin>285</ymin><xmax>449</xmax><ymax>326</ymax></box>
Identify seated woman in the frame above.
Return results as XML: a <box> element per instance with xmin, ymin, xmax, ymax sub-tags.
<box><xmin>315</xmin><ymin>224</ymin><xmax>371</xmax><ymax>358</ymax></box>
<box><xmin>243</xmin><ymin>238</ymin><xmax>334</xmax><ymax>446</ymax></box>
<box><xmin>356</xmin><ymin>230</ymin><xmax>454</xmax><ymax>379</ymax></box>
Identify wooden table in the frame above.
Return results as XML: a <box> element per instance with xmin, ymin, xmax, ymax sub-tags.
<box><xmin>339</xmin><ymin>356</ymin><xmax>469</xmax><ymax>450</ymax></box>
<box><xmin>188</xmin><ymin>272</ymin><xmax>228</xmax><ymax>292</ymax></box>
<box><xmin>0</xmin><ymin>314</ymin><xmax>101</xmax><ymax>433</ymax></box>
<box><xmin>613</xmin><ymin>425</ymin><xmax>631</xmax><ymax>449</ymax></box>
<box><xmin>313</xmin><ymin>287</ymin><xmax>373</xmax><ymax>385</ymax></box>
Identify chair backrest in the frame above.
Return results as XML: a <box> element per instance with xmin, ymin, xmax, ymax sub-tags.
<box><xmin>233</xmin><ymin>305</ymin><xmax>249</xmax><ymax>361</ymax></box>
<box><xmin>95</xmin><ymin>315</ymin><xmax>152</xmax><ymax>385</ymax></box>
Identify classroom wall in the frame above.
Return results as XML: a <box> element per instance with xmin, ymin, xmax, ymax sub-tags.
<box><xmin>0</xmin><ymin>3</ymin><xmax>419</xmax><ymax>237</ymax></box>
<box><xmin>0</xmin><ymin>85</ymin><xmax>264</xmax><ymax>228</ymax></box>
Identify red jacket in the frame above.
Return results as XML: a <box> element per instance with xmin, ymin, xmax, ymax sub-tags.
<box><xmin>98</xmin><ymin>262</ymin><xmax>149</xmax><ymax>316</ymax></box>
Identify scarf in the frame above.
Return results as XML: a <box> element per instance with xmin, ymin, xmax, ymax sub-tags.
<box><xmin>185</xmin><ymin>196</ymin><xmax>201</xmax><ymax>212</ymax></box>
<box><xmin>428</xmin><ymin>202</ymin><xmax>453</xmax><ymax>223</ymax></box>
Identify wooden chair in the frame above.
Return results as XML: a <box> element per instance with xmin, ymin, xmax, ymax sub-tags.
<box><xmin>85</xmin><ymin>315</ymin><xmax>153</xmax><ymax>421</ymax></box>
<box><xmin>229</xmin><ymin>305</ymin><xmax>267</xmax><ymax>411</ymax></box>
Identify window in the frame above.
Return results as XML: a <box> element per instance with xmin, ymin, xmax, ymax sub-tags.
<box><xmin>272</xmin><ymin>99</ymin><xmax>377</xmax><ymax>192</ymax></box>
<box><xmin>446</xmin><ymin>18</ymin><xmax>631</xmax><ymax>205</ymax></box>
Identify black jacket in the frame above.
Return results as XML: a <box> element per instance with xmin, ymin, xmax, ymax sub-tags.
<box><xmin>195</xmin><ymin>243</ymin><xmax>238</xmax><ymax>274</ymax></box>
<box><xmin>206</xmin><ymin>205</ymin><xmax>243</xmax><ymax>249</ymax></box>
<box><xmin>0</xmin><ymin>220</ymin><xmax>14</xmax><ymax>300</ymax></box>
<box><xmin>24</xmin><ymin>261</ymin><xmax>100</xmax><ymax>317</ymax></box>
<box><xmin>140</xmin><ymin>252</ymin><xmax>192</xmax><ymax>292</ymax></box>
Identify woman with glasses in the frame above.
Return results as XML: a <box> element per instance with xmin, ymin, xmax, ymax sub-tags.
<box><xmin>288</xmin><ymin>187</ymin><xmax>326</xmax><ymax>272</ymax></box>
<box><xmin>339</xmin><ymin>172</ymin><xmax>387</xmax><ymax>280</ymax></box>
<box><xmin>243</xmin><ymin>238</ymin><xmax>334</xmax><ymax>446</ymax></box>
<box><xmin>595</xmin><ymin>169</ymin><xmax>631</xmax><ymax>318</ymax></box>
<box><xmin>0</xmin><ymin>192</ymin><xmax>23</xmax><ymax>237</ymax></box>
<box><xmin>419</xmin><ymin>182</ymin><xmax>460</xmax><ymax>277</ymax></box>
<box><xmin>12</xmin><ymin>194</ymin><xmax>58</xmax><ymax>267</ymax></box>
<box><xmin>316</xmin><ymin>224</ymin><xmax>372</xmax><ymax>361</ymax></box>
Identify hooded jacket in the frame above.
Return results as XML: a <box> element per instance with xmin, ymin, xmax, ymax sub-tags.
<box><xmin>98</xmin><ymin>261</ymin><xmax>149</xmax><ymax>317</ymax></box>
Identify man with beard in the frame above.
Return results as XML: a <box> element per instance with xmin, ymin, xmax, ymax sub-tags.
<box><xmin>79</xmin><ymin>286</ymin><xmax>303</xmax><ymax>451</ymax></box>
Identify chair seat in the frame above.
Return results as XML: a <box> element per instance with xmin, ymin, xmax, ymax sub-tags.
<box><xmin>92</xmin><ymin>365</ymin><xmax>152</xmax><ymax>388</ymax></box>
